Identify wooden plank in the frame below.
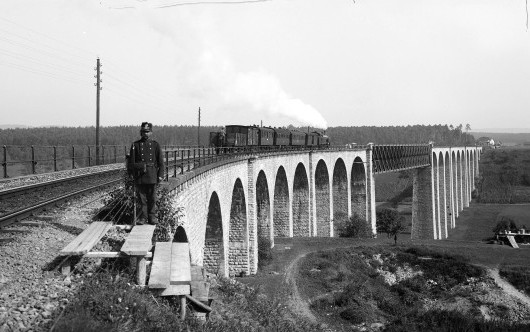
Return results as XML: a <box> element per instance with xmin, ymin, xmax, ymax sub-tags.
<box><xmin>157</xmin><ymin>284</ymin><xmax>191</xmax><ymax>296</ymax></box>
<box><xmin>84</xmin><ymin>252</ymin><xmax>153</xmax><ymax>258</ymax></box>
<box><xmin>507</xmin><ymin>236</ymin><xmax>519</xmax><ymax>249</ymax></box>
<box><xmin>191</xmin><ymin>265</ymin><xmax>206</xmax><ymax>281</ymax></box>
<box><xmin>148</xmin><ymin>242</ymin><xmax>172</xmax><ymax>289</ymax></box>
<box><xmin>190</xmin><ymin>281</ymin><xmax>210</xmax><ymax>302</ymax></box>
<box><xmin>121</xmin><ymin>225</ymin><xmax>155</xmax><ymax>256</ymax></box>
<box><xmin>60</xmin><ymin>222</ymin><xmax>112</xmax><ymax>255</ymax></box>
<box><xmin>185</xmin><ymin>294</ymin><xmax>212</xmax><ymax>312</ymax></box>
<box><xmin>170</xmin><ymin>243</ymin><xmax>191</xmax><ymax>285</ymax></box>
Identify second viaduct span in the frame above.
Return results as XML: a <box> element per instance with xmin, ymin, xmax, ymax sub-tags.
<box><xmin>164</xmin><ymin>144</ymin><xmax>482</xmax><ymax>277</ymax></box>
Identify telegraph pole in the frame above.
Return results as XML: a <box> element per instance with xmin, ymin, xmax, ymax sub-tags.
<box><xmin>94</xmin><ymin>58</ymin><xmax>102</xmax><ymax>165</ymax></box>
<box><xmin>198</xmin><ymin>107</ymin><xmax>201</xmax><ymax>147</ymax></box>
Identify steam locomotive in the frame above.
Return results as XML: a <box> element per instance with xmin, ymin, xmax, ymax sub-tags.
<box><xmin>210</xmin><ymin>125</ymin><xmax>330</xmax><ymax>148</ymax></box>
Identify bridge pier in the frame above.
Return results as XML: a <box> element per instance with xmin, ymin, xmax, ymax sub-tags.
<box><xmin>412</xmin><ymin>166</ymin><xmax>435</xmax><ymax>239</ymax></box>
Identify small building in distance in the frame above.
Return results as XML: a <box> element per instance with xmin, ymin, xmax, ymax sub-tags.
<box><xmin>477</xmin><ymin>137</ymin><xmax>496</xmax><ymax>148</ymax></box>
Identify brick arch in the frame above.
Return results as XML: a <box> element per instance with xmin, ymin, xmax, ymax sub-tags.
<box><xmin>204</xmin><ymin>191</ymin><xmax>225</xmax><ymax>276</ymax></box>
<box><xmin>315</xmin><ymin>159</ymin><xmax>330</xmax><ymax>236</ymax></box>
<box><xmin>351</xmin><ymin>156</ymin><xmax>367</xmax><ymax>220</ymax></box>
<box><xmin>173</xmin><ymin>226</ymin><xmax>188</xmax><ymax>243</ymax></box>
<box><xmin>273</xmin><ymin>166</ymin><xmax>290</xmax><ymax>237</ymax></box>
<box><xmin>228</xmin><ymin>178</ymin><xmax>248</xmax><ymax>277</ymax></box>
<box><xmin>256</xmin><ymin>170</ymin><xmax>272</xmax><ymax>265</ymax></box>
<box><xmin>332</xmin><ymin>158</ymin><xmax>348</xmax><ymax>235</ymax></box>
<box><xmin>293</xmin><ymin>163</ymin><xmax>310</xmax><ymax>237</ymax></box>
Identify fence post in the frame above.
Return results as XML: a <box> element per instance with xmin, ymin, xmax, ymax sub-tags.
<box><xmin>2</xmin><ymin>145</ymin><xmax>7</xmax><ymax>178</ymax></box>
<box><xmin>102</xmin><ymin>146</ymin><xmax>105</xmax><ymax>165</ymax></box>
<box><xmin>72</xmin><ymin>146</ymin><xmax>76</xmax><ymax>169</ymax></box>
<box><xmin>181</xmin><ymin>150</ymin><xmax>185</xmax><ymax>175</ymax></box>
<box><xmin>188</xmin><ymin>149</ymin><xmax>191</xmax><ymax>171</ymax></box>
<box><xmin>31</xmin><ymin>146</ymin><xmax>36</xmax><ymax>174</ymax></box>
<box><xmin>114</xmin><ymin>146</ymin><xmax>117</xmax><ymax>163</ymax></box>
<box><xmin>53</xmin><ymin>146</ymin><xmax>57</xmax><ymax>172</ymax></box>
<box><xmin>88</xmin><ymin>146</ymin><xmax>92</xmax><ymax>166</ymax></box>
<box><xmin>173</xmin><ymin>151</ymin><xmax>177</xmax><ymax>178</ymax></box>
<box><xmin>165</xmin><ymin>151</ymin><xmax>169</xmax><ymax>181</ymax></box>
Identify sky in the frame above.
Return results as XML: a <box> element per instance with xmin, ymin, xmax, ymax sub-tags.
<box><xmin>1</xmin><ymin>0</ymin><xmax>529</xmax><ymax>130</ymax></box>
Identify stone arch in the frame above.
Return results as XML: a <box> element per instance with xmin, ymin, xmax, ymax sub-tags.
<box><xmin>228</xmin><ymin>178</ymin><xmax>248</xmax><ymax>277</ymax></box>
<box><xmin>433</xmin><ymin>152</ymin><xmax>440</xmax><ymax>239</ymax></box>
<box><xmin>256</xmin><ymin>170</ymin><xmax>272</xmax><ymax>266</ymax></box>
<box><xmin>204</xmin><ymin>192</ymin><xmax>225</xmax><ymax>276</ymax></box>
<box><xmin>351</xmin><ymin>157</ymin><xmax>367</xmax><ymax>220</ymax></box>
<box><xmin>315</xmin><ymin>160</ymin><xmax>331</xmax><ymax>237</ymax></box>
<box><xmin>457</xmin><ymin>151</ymin><xmax>464</xmax><ymax>213</ymax></box>
<box><xmin>439</xmin><ymin>151</ymin><xmax>448</xmax><ymax>238</ymax></box>
<box><xmin>452</xmin><ymin>151</ymin><xmax>459</xmax><ymax>220</ymax></box>
<box><xmin>273</xmin><ymin>166</ymin><xmax>290</xmax><ymax>237</ymax></box>
<box><xmin>293</xmin><ymin>163</ymin><xmax>310</xmax><ymax>237</ymax></box>
<box><xmin>444</xmin><ymin>151</ymin><xmax>452</xmax><ymax>233</ymax></box>
<box><xmin>332</xmin><ymin>158</ymin><xmax>348</xmax><ymax>235</ymax></box>
<box><xmin>173</xmin><ymin>226</ymin><xmax>188</xmax><ymax>243</ymax></box>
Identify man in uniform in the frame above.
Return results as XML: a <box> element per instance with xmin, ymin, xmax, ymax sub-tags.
<box><xmin>128</xmin><ymin>122</ymin><xmax>165</xmax><ymax>225</ymax></box>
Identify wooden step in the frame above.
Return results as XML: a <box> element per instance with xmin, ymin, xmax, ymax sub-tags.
<box><xmin>170</xmin><ymin>243</ymin><xmax>191</xmax><ymax>285</ymax></box>
<box><xmin>60</xmin><ymin>222</ymin><xmax>112</xmax><ymax>255</ymax></box>
<box><xmin>148</xmin><ymin>242</ymin><xmax>173</xmax><ymax>289</ymax></box>
<box><xmin>121</xmin><ymin>224</ymin><xmax>155</xmax><ymax>256</ymax></box>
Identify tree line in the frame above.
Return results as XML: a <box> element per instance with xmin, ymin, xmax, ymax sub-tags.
<box><xmin>0</xmin><ymin>124</ymin><xmax>474</xmax><ymax>147</ymax></box>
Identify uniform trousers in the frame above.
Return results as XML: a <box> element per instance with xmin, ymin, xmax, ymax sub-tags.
<box><xmin>137</xmin><ymin>183</ymin><xmax>157</xmax><ymax>223</ymax></box>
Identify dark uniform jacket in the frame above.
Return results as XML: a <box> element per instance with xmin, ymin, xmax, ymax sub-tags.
<box><xmin>128</xmin><ymin>138</ymin><xmax>164</xmax><ymax>184</ymax></box>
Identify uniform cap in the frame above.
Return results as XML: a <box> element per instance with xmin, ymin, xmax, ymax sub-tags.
<box><xmin>140</xmin><ymin>122</ymin><xmax>152</xmax><ymax>132</ymax></box>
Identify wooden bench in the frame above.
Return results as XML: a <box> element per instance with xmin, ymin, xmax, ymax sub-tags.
<box><xmin>148</xmin><ymin>242</ymin><xmax>217</xmax><ymax>319</ymax></box>
<box><xmin>59</xmin><ymin>223</ymin><xmax>155</xmax><ymax>285</ymax></box>
<box><xmin>121</xmin><ymin>225</ymin><xmax>156</xmax><ymax>285</ymax></box>
<box><xmin>496</xmin><ymin>232</ymin><xmax>530</xmax><ymax>249</ymax></box>
<box><xmin>149</xmin><ymin>242</ymin><xmax>192</xmax><ymax>294</ymax></box>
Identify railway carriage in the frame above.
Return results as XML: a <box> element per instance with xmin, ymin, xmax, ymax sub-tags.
<box><xmin>210</xmin><ymin>124</ymin><xmax>330</xmax><ymax>149</ymax></box>
<box><xmin>273</xmin><ymin>127</ymin><xmax>291</xmax><ymax>146</ymax></box>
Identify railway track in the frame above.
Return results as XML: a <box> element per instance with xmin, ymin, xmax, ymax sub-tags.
<box><xmin>0</xmin><ymin>169</ymin><xmax>124</xmax><ymax>228</ymax></box>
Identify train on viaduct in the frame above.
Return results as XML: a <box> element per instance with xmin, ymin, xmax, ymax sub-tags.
<box><xmin>164</xmin><ymin>144</ymin><xmax>482</xmax><ymax>277</ymax></box>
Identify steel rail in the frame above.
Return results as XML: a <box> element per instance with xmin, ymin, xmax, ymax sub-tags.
<box><xmin>0</xmin><ymin>178</ymin><xmax>123</xmax><ymax>229</ymax></box>
<box><xmin>0</xmin><ymin>169</ymin><xmax>124</xmax><ymax>199</ymax></box>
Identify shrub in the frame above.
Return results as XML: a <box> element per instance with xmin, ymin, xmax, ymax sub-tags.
<box><xmin>335</xmin><ymin>213</ymin><xmax>372</xmax><ymax>238</ymax></box>
<box><xmin>154</xmin><ymin>187</ymin><xmax>185</xmax><ymax>242</ymax></box>
<box><xmin>492</xmin><ymin>217</ymin><xmax>518</xmax><ymax>234</ymax></box>
<box><xmin>339</xmin><ymin>305</ymin><xmax>375</xmax><ymax>324</ymax></box>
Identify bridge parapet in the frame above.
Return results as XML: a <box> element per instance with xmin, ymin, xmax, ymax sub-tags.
<box><xmin>371</xmin><ymin>144</ymin><xmax>431</xmax><ymax>173</ymax></box>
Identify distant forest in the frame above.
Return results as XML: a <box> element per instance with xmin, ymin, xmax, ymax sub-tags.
<box><xmin>0</xmin><ymin>124</ymin><xmax>474</xmax><ymax>147</ymax></box>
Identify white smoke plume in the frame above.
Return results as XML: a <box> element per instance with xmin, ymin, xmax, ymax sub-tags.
<box><xmin>102</xmin><ymin>1</ymin><xmax>328</xmax><ymax>129</ymax></box>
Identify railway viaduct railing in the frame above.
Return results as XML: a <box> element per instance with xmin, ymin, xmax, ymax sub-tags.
<box><xmin>2</xmin><ymin>143</ymin><xmax>445</xmax><ymax>179</ymax></box>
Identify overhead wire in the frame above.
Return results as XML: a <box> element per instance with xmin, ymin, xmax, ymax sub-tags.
<box><xmin>104</xmin><ymin>0</ymin><xmax>271</xmax><ymax>9</ymax></box>
<box><xmin>0</xmin><ymin>15</ymin><xmax>180</xmax><ymax>116</ymax></box>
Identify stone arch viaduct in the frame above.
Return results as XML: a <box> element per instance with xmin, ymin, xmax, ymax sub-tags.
<box><xmin>165</xmin><ymin>144</ymin><xmax>482</xmax><ymax>277</ymax></box>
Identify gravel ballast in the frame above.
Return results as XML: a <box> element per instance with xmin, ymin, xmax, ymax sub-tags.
<box><xmin>0</xmin><ymin>191</ymin><xmax>111</xmax><ymax>332</ymax></box>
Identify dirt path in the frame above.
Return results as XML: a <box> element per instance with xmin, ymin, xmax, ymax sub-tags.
<box><xmin>488</xmin><ymin>268</ymin><xmax>530</xmax><ymax>308</ymax></box>
<box><xmin>283</xmin><ymin>251</ymin><xmax>319</xmax><ymax>325</ymax></box>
